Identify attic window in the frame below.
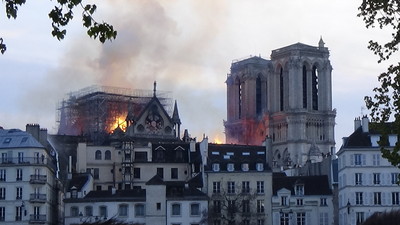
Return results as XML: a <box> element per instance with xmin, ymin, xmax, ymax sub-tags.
<box><xmin>211</xmin><ymin>152</ymin><xmax>219</xmax><ymax>155</ymax></box>
<box><xmin>241</xmin><ymin>163</ymin><xmax>249</xmax><ymax>171</ymax></box>
<box><xmin>242</xmin><ymin>152</ymin><xmax>250</xmax><ymax>156</ymax></box>
<box><xmin>226</xmin><ymin>152</ymin><xmax>234</xmax><ymax>156</ymax></box>
<box><xmin>21</xmin><ymin>137</ymin><xmax>28</xmax><ymax>143</ymax></box>
<box><xmin>223</xmin><ymin>155</ymin><xmax>230</xmax><ymax>159</ymax></box>
<box><xmin>227</xmin><ymin>163</ymin><xmax>234</xmax><ymax>172</ymax></box>
<box><xmin>295</xmin><ymin>184</ymin><xmax>304</xmax><ymax>196</ymax></box>
<box><xmin>3</xmin><ymin>138</ymin><xmax>11</xmax><ymax>144</ymax></box>
<box><xmin>256</xmin><ymin>163</ymin><xmax>264</xmax><ymax>171</ymax></box>
<box><xmin>257</xmin><ymin>151</ymin><xmax>265</xmax><ymax>155</ymax></box>
<box><xmin>212</xmin><ymin>163</ymin><xmax>220</xmax><ymax>172</ymax></box>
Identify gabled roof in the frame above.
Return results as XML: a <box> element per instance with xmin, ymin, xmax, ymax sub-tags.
<box><xmin>273</xmin><ymin>174</ymin><xmax>332</xmax><ymax>196</ymax></box>
<box><xmin>136</xmin><ymin>95</ymin><xmax>174</xmax><ymax>126</ymax></box>
<box><xmin>146</xmin><ymin>175</ymin><xmax>165</xmax><ymax>185</ymax></box>
<box><xmin>0</xmin><ymin>129</ymin><xmax>44</xmax><ymax>149</ymax></box>
<box><xmin>67</xmin><ymin>173</ymin><xmax>91</xmax><ymax>191</ymax></box>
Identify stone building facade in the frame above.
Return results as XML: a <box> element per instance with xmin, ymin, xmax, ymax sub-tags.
<box><xmin>225</xmin><ymin>40</ymin><xmax>336</xmax><ymax>168</ymax></box>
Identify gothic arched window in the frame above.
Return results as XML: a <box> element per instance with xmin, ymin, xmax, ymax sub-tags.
<box><xmin>312</xmin><ymin>65</ymin><xmax>319</xmax><ymax>110</ymax></box>
<box><xmin>105</xmin><ymin>150</ymin><xmax>111</xmax><ymax>160</ymax></box>
<box><xmin>95</xmin><ymin>150</ymin><xmax>102</xmax><ymax>160</ymax></box>
<box><xmin>302</xmin><ymin>65</ymin><xmax>307</xmax><ymax>108</ymax></box>
<box><xmin>256</xmin><ymin>76</ymin><xmax>262</xmax><ymax>115</ymax></box>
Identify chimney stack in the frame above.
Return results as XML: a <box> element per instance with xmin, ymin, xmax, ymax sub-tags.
<box><xmin>354</xmin><ymin>117</ymin><xmax>361</xmax><ymax>131</ymax></box>
<box><xmin>362</xmin><ymin>116</ymin><xmax>369</xmax><ymax>133</ymax></box>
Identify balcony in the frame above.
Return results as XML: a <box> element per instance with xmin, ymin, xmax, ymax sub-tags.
<box><xmin>29</xmin><ymin>214</ymin><xmax>46</xmax><ymax>224</ymax></box>
<box><xmin>30</xmin><ymin>175</ymin><xmax>47</xmax><ymax>184</ymax></box>
<box><xmin>29</xmin><ymin>193</ymin><xmax>46</xmax><ymax>203</ymax></box>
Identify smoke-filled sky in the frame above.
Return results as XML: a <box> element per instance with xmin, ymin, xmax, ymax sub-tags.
<box><xmin>0</xmin><ymin>0</ymin><xmax>395</xmax><ymax>149</ymax></box>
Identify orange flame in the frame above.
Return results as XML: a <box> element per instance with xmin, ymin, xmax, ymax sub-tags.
<box><xmin>213</xmin><ymin>135</ymin><xmax>224</xmax><ymax>144</ymax></box>
<box><xmin>109</xmin><ymin>116</ymin><xmax>127</xmax><ymax>133</ymax></box>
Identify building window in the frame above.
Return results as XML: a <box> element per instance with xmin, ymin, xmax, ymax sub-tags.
<box><xmin>155</xmin><ymin>149</ymin><xmax>165</xmax><ymax>162</ymax></box>
<box><xmin>15</xmin><ymin>206</ymin><xmax>22</xmax><ymax>221</ymax></box>
<box><xmin>156</xmin><ymin>167</ymin><xmax>163</xmax><ymax>178</ymax></box>
<box><xmin>227</xmin><ymin>163</ymin><xmax>234</xmax><ymax>172</ymax></box>
<box><xmin>228</xmin><ymin>200</ymin><xmax>235</xmax><ymax>213</ymax></box>
<box><xmin>392</xmin><ymin>192</ymin><xmax>400</xmax><ymax>205</ymax></box>
<box><xmin>257</xmin><ymin>181</ymin><xmax>264</xmax><ymax>194</ymax></box>
<box><xmin>319</xmin><ymin>212</ymin><xmax>328</xmax><ymax>225</ymax></box>
<box><xmin>391</xmin><ymin>173</ymin><xmax>399</xmax><ymax>184</ymax></box>
<box><xmin>0</xmin><ymin>188</ymin><xmax>5</xmax><ymax>200</ymax></box>
<box><xmin>257</xmin><ymin>219</ymin><xmax>265</xmax><ymax>225</ymax></box>
<box><xmin>0</xmin><ymin>169</ymin><xmax>5</xmax><ymax>181</ymax></box>
<box><xmin>257</xmin><ymin>199</ymin><xmax>264</xmax><ymax>213</ymax></box>
<box><xmin>242</xmin><ymin>200</ymin><xmax>250</xmax><ymax>213</ymax></box>
<box><xmin>93</xmin><ymin>168</ymin><xmax>99</xmax><ymax>180</ymax></box>
<box><xmin>374</xmin><ymin>192</ymin><xmax>382</xmax><ymax>205</ymax></box>
<box><xmin>156</xmin><ymin>202</ymin><xmax>161</xmax><ymax>210</ymax></box>
<box><xmin>190</xmin><ymin>203</ymin><xmax>200</xmax><ymax>216</ymax></box>
<box><xmin>241</xmin><ymin>163</ymin><xmax>249</xmax><ymax>171</ymax></box>
<box><xmin>297</xmin><ymin>212</ymin><xmax>306</xmax><ymax>225</ymax></box>
<box><xmin>242</xmin><ymin>181</ymin><xmax>250</xmax><ymax>193</ymax></box>
<box><xmin>356</xmin><ymin>192</ymin><xmax>363</xmax><ymax>205</ymax></box>
<box><xmin>95</xmin><ymin>150</ymin><xmax>102</xmax><ymax>160</ymax></box>
<box><xmin>118</xmin><ymin>204</ymin><xmax>128</xmax><ymax>217</ymax></box>
<box><xmin>243</xmin><ymin>219</ymin><xmax>250</xmax><ymax>225</ymax></box>
<box><xmin>320</xmin><ymin>198</ymin><xmax>327</xmax><ymax>206</ymax></box>
<box><xmin>99</xmin><ymin>206</ymin><xmax>107</xmax><ymax>219</ymax></box>
<box><xmin>213</xmin><ymin>182</ymin><xmax>220</xmax><ymax>194</ymax></box>
<box><xmin>212</xmin><ymin>163</ymin><xmax>220</xmax><ymax>172</ymax></box>
<box><xmin>171</xmin><ymin>168</ymin><xmax>178</xmax><ymax>179</ymax></box>
<box><xmin>373</xmin><ymin>173</ymin><xmax>381</xmax><ymax>184</ymax></box>
<box><xmin>213</xmin><ymin>219</ymin><xmax>221</xmax><ymax>225</ymax></box>
<box><xmin>356</xmin><ymin>212</ymin><xmax>365</xmax><ymax>225</ymax></box>
<box><xmin>135</xmin><ymin>204</ymin><xmax>145</xmax><ymax>217</ymax></box>
<box><xmin>1</xmin><ymin>153</ymin><xmax>7</xmax><ymax>163</ymax></box>
<box><xmin>373</xmin><ymin>153</ymin><xmax>380</xmax><ymax>165</ymax></box>
<box><xmin>295</xmin><ymin>184</ymin><xmax>304</xmax><ymax>196</ymax></box>
<box><xmin>256</xmin><ymin>163</ymin><xmax>264</xmax><ymax>171</ymax></box>
<box><xmin>297</xmin><ymin>198</ymin><xmax>303</xmax><ymax>206</ymax></box>
<box><xmin>70</xmin><ymin>206</ymin><xmax>79</xmax><ymax>217</ymax></box>
<box><xmin>281</xmin><ymin>196</ymin><xmax>288</xmax><ymax>206</ymax></box>
<box><xmin>0</xmin><ymin>207</ymin><xmax>4</xmax><ymax>221</ymax></box>
<box><xmin>281</xmin><ymin>213</ymin><xmax>289</xmax><ymax>225</ymax></box>
<box><xmin>133</xmin><ymin>168</ymin><xmax>140</xmax><ymax>179</ymax></box>
<box><xmin>134</xmin><ymin>152</ymin><xmax>147</xmax><ymax>161</ymax></box>
<box><xmin>227</xmin><ymin>181</ymin><xmax>235</xmax><ymax>194</ymax></box>
<box><xmin>355</xmin><ymin>173</ymin><xmax>362</xmax><ymax>185</ymax></box>
<box><xmin>104</xmin><ymin>150</ymin><xmax>111</xmax><ymax>160</ymax></box>
<box><xmin>17</xmin><ymin>152</ymin><xmax>24</xmax><ymax>163</ymax></box>
<box><xmin>171</xmin><ymin>203</ymin><xmax>181</xmax><ymax>216</ymax></box>
<box><xmin>213</xmin><ymin>200</ymin><xmax>221</xmax><ymax>214</ymax></box>
<box><xmin>354</xmin><ymin>154</ymin><xmax>362</xmax><ymax>165</ymax></box>
<box><xmin>16</xmin><ymin>187</ymin><xmax>22</xmax><ymax>200</ymax></box>
<box><xmin>84</xmin><ymin>206</ymin><xmax>93</xmax><ymax>216</ymax></box>
<box><xmin>16</xmin><ymin>169</ymin><xmax>22</xmax><ymax>181</ymax></box>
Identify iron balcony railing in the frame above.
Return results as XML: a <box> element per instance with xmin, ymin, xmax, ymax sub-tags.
<box><xmin>29</xmin><ymin>214</ymin><xmax>46</xmax><ymax>224</ymax></box>
<box><xmin>30</xmin><ymin>175</ymin><xmax>47</xmax><ymax>184</ymax></box>
<box><xmin>29</xmin><ymin>193</ymin><xmax>46</xmax><ymax>203</ymax></box>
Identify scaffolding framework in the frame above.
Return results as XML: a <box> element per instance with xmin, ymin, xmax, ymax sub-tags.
<box><xmin>57</xmin><ymin>86</ymin><xmax>172</xmax><ymax>143</ymax></box>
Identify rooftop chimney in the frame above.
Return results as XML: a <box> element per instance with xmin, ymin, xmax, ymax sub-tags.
<box><xmin>354</xmin><ymin>117</ymin><xmax>361</xmax><ymax>131</ymax></box>
<box><xmin>362</xmin><ymin>116</ymin><xmax>369</xmax><ymax>133</ymax></box>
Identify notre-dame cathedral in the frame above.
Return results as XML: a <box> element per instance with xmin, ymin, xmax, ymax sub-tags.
<box><xmin>224</xmin><ymin>39</ymin><xmax>336</xmax><ymax>168</ymax></box>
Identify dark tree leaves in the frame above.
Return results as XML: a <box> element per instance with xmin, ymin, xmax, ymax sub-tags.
<box><xmin>1</xmin><ymin>0</ymin><xmax>117</xmax><ymax>54</ymax></box>
<box><xmin>359</xmin><ymin>0</ymin><xmax>400</xmax><ymax>169</ymax></box>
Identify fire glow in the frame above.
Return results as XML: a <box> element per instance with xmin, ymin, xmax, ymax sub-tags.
<box><xmin>109</xmin><ymin>116</ymin><xmax>127</xmax><ymax>133</ymax></box>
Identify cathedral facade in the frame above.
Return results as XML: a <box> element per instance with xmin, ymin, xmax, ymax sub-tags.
<box><xmin>224</xmin><ymin>40</ymin><xmax>336</xmax><ymax>167</ymax></box>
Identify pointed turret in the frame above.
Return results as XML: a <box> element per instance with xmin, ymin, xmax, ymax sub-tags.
<box><xmin>172</xmin><ymin>100</ymin><xmax>181</xmax><ymax>139</ymax></box>
<box><xmin>318</xmin><ymin>36</ymin><xmax>325</xmax><ymax>48</ymax></box>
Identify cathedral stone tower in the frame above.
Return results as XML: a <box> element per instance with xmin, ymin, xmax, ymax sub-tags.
<box><xmin>224</xmin><ymin>40</ymin><xmax>336</xmax><ymax>168</ymax></box>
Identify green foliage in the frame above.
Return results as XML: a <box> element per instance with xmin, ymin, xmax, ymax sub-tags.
<box><xmin>1</xmin><ymin>0</ymin><xmax>117</xmax><ymax>54</ymax></box>
<box><xmin>359</xmin><ymin>0</ymin><xmax>400</xmax><ymax>169</ymax></box>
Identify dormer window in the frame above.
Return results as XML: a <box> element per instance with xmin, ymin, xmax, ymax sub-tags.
<box><xmin>256</xmin><ymin>163</ymin><xmax>264</xmax><ymax>171</ymax></box>
<box><xmin>295</xmin><ymin>184</ymin><xmax>304</xmax><ymax>196</ymax></box>
<box><xmin>212</xmin><ymin>163</ymin><xmax>220</xmax><ymax>172</ymax></box>
<box><xmin>227</xmin><ymin>163</ymin><xmax>234</xmax><ymax>172</ymax></box>
<box><xmin>241</xmin><ymin>163</ymin><xmax>249</xmax><ymax>171</ymax></box>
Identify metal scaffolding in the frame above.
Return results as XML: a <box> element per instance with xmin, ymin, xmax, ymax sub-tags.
<box><xmin>56</xmin><ymin>85</ymin><xmax>172</xmax><ymax>143</ymax></box>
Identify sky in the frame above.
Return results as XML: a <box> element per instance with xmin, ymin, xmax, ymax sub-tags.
<box><xmin>0</xmin><ymin>0</ymin><xmax>395</xmax><ymax>150</ymax></box>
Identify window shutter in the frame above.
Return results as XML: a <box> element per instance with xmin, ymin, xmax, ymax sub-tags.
<box><xmin>350</xmin><ymin>154</ymin><xmax>354</xmax><ymax>166</ymax></box>
<box><xmin>362</xmin><ymin>154</ymin><xmax>366</xmax><ymax>165</ymax></box>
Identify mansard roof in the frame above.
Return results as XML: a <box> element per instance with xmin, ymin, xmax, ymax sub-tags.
<box><xmin>64</xmin><ymin>189</ymin><xmax>146</xmax><ymax>203</ymax></box>
<box><xmin>272</xmin><ymin>174</ymin><xmax>332</xmax><ymax>196</ymax></box>
<box><xmin>151</xmin><ymin>142</ymin><xmax>201</xmax><ymax>163</ymax></box>
<box><xmin>205</xmin><ymin>144</ymin><xmax>270</xmax><ymax>172</ymax></box>
<box><xmin>342</xmin><ymin>122</ymin><xmax>397</xmax><ymax>148</ymax></box>
<box><xmin>0</xmin><ymin>128</ymin><xmax>44</xmax><ymax>149</ymax></box>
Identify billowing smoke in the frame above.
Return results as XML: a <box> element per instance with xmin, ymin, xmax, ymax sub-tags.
<box><xmin>20</xmin><ymin>0</ymin><xmax>230</xmax><ymax>142</ymax></box>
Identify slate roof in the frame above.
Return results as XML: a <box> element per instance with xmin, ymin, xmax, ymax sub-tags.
<box><xmin>0</xmin><ymin>129</ymin><xmax>44</xmax><ymax>149</ymax></box>
<box><xmin>151</xmin><ymin>142</ymin><xmax>202</xmax><ymax>164</ymax></box>
<box><xmin>272</xmin><ymin>174</ymin><xmax>332</xmax><ymax>196</ymax></box>
<box><xmin>205</xmin><ymin>144</ymin><xmax>270</xmax><ymax>172</ymax></box>
<box><xmin>64</xmin><ymin>189</ymin><xmax>146</xmax><ymax>203</ymax></box>
<box><xmin>342</xmin><ymin>122</ymin><xmax>397</xmax><ymax>148</ymax></box>
<box><xmin>67</xmin><ymin>173</ymin><xmax>91</xmax><ymax>191</ymax></box>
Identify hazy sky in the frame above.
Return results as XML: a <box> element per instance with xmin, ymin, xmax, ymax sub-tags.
<box><xmin>0</xmin><ymin>0</ymin><xmax>393</xmax><ymax>150</ymax></box>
